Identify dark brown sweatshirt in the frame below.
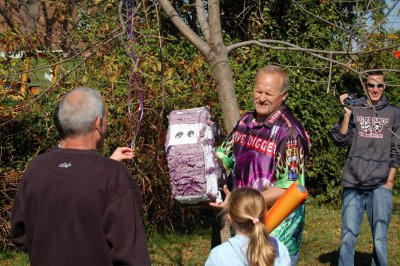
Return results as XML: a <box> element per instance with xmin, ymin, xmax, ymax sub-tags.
<box><xmin>11</xmin><ymin>147</ymin><xmax>151</xmax><ymax>266</ymax></box>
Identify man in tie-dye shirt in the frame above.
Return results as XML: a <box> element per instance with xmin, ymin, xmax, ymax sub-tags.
<box><xmin>211</xmin><ymin>65</ymin><xmax>310</xmax><ymax>265</ymax></box>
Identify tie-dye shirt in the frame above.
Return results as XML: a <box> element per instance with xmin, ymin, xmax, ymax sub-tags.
<box><xmin>219</xmin><ymin>105</ymin><xmax>310</xmax><ymax>255</ymax></box>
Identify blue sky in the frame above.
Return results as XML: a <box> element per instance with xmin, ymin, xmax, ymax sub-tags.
<box><xmin>385</xmin><ymin>0</ymin><xmax>400</xmax><ymax>30</ymax></box>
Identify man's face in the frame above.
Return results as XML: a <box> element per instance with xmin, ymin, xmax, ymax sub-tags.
<box><xmin>253</xmin><ymin>72</ymin><xmax>287</xmax><ymax>122</ymax></box>
<box><xmin>366</xmin><ymin>74</ymin><xmax>385</xmax><ymax>105</ymax></box>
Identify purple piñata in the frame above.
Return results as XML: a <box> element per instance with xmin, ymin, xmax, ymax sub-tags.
<box><xmin>165</xmin><ymin>107</ymin><xmax>222</xmax><ymax>204</ymax></box>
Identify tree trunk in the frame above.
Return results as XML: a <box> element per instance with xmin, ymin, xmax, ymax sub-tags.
<box><xmin>208</xmin><ymin>52</ymin><xmax>240</xmax><ymax>133</ymax></box>
<box><xmin>159</xmin><ymin>0</ymin><xmax>240</xmax><ymax>133</ymax></box>
<box><xmin>19</xmin><ymin>0</ymin><xmax>41</xmax><ymax>35</ymax></box>
<box><xmin>20</xmin><ymin>56</ymin><xmax>31</xmax><ymax>95</ymax></box>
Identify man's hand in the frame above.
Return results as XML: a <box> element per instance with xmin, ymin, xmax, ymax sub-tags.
<box><xmin>209</xmin><ymin>185</ymin><xmax>231</xmax><ymax>209</ymax></box>
<box><xmin>338</xmin><ymin>93</ymin><xmax>353</xmax><ymax>135</ymax></box>
<box><xmin>110</xmin><ymin>147</ymin><xmax>135</xmax><ymax>161</ymax></box>
<box><xmin>384</xmin><ymin>168</ymin><xmax>396</xmax><ymax>190</ymax></box>
<box><xmin>384</xmin><ymin>180</ymin><xmax>394</xmax><ymax>190</ymax></box>
<box><xmin>339</xmin><ymin>93</ymin><xmax>352</xmax><ymax>115</ymax></box>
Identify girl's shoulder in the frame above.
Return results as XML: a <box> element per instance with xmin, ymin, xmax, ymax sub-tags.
<box><xmin>273</xmin><ymin>238</ymin><xmax>291</xmax><ymax>266</ymax></box>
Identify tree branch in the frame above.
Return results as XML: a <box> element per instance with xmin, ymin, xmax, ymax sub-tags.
<box><xmin>292</xmin><ymin>0</ymin><xmax>354</xmax><ymax>36</ymax></box>
<box><xmin>228</xmin><ymin>39</ymin><xmax>361</xmax><ymax>75</ymax></box>
<box><xmin>208</xmin><ymin>0</ymin><xmax>224</xmax><ymax>48</ymax></box>
<box><xmin>19</xmin><ymin>0</ymin><xmax>41</xmax><ymax>35</ymax></box>
<box><xmin>227</xmin><ymin>39</ymin><xmax>399</xmax><ymax>56</ymax></box>
<box><xmin>159</xmin><ymin>0</ymin><xmax>209</xmax><ymax>56</ymax></box>
<box><xmin>365</xmin><ymin>0</ymin><xmax>400</xmax><ymax>40</ymax></box>
<box><xmin>195</xmin><ymin>0</ymin><xmax>209</xmax><ymax>41</ymax></box>
<box><xmin>0</xmin><ymin>2</ymin><xmax>18</xmax><ymax>32</ymax></box>
<box><xmin>327</xmin><ymin>52</ymin><xmax>333</xmax><ymax>93</ymax></box>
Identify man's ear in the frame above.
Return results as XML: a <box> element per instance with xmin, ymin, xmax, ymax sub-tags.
<box><xmin>94</xmin><ymin>116</ymin><xmax>102</xmax><ymax>132</ymax></box>
<box><xmin>283</xmin><ymin>92</ymin><xmax>288</xmax><ymax>101</ymax></box>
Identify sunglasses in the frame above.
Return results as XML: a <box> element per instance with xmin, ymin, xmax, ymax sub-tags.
<box><xmin>366</xmin><ymin>83</ymin><xmax>385</xmax><ymax>89</ymax></box>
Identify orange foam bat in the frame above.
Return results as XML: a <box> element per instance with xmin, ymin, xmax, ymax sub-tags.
<box><xmin>265</xmin><ymin>182</ymin><xmax>308</xmax><ymax>233</ymax></box>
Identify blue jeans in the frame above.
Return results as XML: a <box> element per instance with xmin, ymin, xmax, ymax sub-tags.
<box><xmin>339</xmin><ymin>186</ymin><xmax>392</xmax><ymax>266</ymax></box>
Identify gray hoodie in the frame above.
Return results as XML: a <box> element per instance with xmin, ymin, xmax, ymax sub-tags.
<box><xmin>330</xmin><ymin>96</ymin><xmax>400</xmax><ymax>189</ymax></box>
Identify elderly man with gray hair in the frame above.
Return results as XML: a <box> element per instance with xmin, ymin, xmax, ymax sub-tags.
<box><xmin>11</xmin><ymin>87</ymin><xmax>151</xmax><ymax>266</ymax></box>
<box><xmin>211</xmin><ymin>65</ymin><xmax>310</xmax><ymax>265</ymax></box>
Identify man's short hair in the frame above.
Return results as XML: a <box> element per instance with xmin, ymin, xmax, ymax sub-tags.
<box><xmin>58</xmin><ymin>87</ymin><xmax>105</xmax><ymax>138</ymax></box>
<box><xmin>256</xmin><ymin>65</ymin><xmax>289</xmax><ymax>95</ymax></box>
<box><xmin>365</xmin><ymin>70</ymin><xmax>385</xmax><ymax>79</ymax></box>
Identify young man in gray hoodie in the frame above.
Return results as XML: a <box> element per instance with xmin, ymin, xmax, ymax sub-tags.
<box><xmin>330</xmin><ymin>71</ymin><xmax>400</xmax><ymax>266</ymax></box>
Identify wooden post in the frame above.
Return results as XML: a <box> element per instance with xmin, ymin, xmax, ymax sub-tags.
<box><xmin>20</xmin><ymin>55</ymin><xmax>31</xmax><ymax>94</ymax></box>
<box><xmin>51</xmin><ymin>63</ymin><xmax>59</xmax><ymax>84</ymax></box>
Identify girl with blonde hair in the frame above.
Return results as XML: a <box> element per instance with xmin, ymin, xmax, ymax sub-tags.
<box><xmin>205</xmin><ymin>187</ymin><xmax>290</xmax><ymax>266</ymax></box>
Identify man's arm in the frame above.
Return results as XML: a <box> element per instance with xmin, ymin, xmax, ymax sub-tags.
<box><xmin>330</xmin><ymin>94</ymin><xmax>354</xmax><ymax>146</ymax></box>
<box><xmin>386</xmin><ymin>108</ymin><xmax>400</xmax><ymax>189</ymax></box>
<box><xmin>103</xmin><ymin>175</ymin><xmax>151</xmax><ymax>266</ymax></box>
<box><xmin>338</xmin><ymin>94</ymin><xmax>352</xmax><ymax>135</ymax></box>
<box><xmin>384</xmin><ymin>167</ymin><xmax>396</xmax><ymax>190</ymax></box>
<box><xmin>10</xmin><ymin>181</ymin><xmax>28</xmax><ymax>252</ymax></box>
<box><xmin>209</xmin><ymin>185</ymin><xmax>286</xmax><ymax>209</ymax></box>
<box><xmin>261</xmin><ymin>186</ymin><xmax>286</xmax><ymax>208</ymax></box>
<box><xmin>268</xmin><ymin>112</ymin><xmax>311</xmax><ymax>208</ymax></box>
<box><xmin>209</xmin><ymin>125</ymin><xmax>237</xmax><ymax>209</ymax></box>
<box><xmin>339</xmin><ymin>112</ymin><xmax>352</xmax><ymax>135</ymax></box>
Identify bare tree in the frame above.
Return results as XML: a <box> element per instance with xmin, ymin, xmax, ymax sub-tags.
<box><xmin>160</xmin><ymin>0</ymin><xmax>240</xmax><ymax>131</ymax></box>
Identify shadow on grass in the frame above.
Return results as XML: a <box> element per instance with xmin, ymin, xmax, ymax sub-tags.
<box><xmin>154</xmin><ymin>246</ymin><xmax>185</xmax><ymax>266</ymax></box>
<box><xmin>318</xmin><ymin>249</ymin><xmax>372</xmax><ymax>265</ymax></box>
<box><xmin>393</xmin><ymin>201</ymin><xmax>400</xmax><ymax>214</ymax></box>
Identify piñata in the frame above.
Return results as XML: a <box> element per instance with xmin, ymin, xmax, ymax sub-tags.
<box><xmin>165</xmin><ymin>107</ymin><xmax>223</xmax><ymax>204</ymax></box>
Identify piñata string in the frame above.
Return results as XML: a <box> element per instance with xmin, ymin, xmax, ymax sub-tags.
<box><xmin>126</xmin><ymin>0</ymin><xmax>144</xmax><ymax>150</ymax></box>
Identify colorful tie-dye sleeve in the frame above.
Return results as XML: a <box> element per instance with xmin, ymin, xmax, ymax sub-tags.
<box><xmin>215</xmin><ymin>130</ymin><xmax>235</xmax><ymax>173</ymax></box>
<box><xmin>270</xmin><ymin>129</ymin><xmax>308</xmax><ymax>256</ymax></box>
<box><xmin>273</xmin><ymin>131</ymin><xmax>308</xmax><ymax>188</ymax></box>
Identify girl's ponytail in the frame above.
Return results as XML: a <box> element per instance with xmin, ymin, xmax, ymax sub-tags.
<box><xmin>247</xmin><ymin>216</ymin><xmax>275</xmax><ymax>265</ymax></box>
<box><xmin>228</xmin><ymin>188</ymin><xmax>276</xmax><ymax>266</ymax></box>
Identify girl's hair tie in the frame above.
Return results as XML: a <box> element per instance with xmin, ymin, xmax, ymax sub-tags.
<box><xmin>252</xmin><ymin>218</ymin><xmax>260</xmax><ymax>224</ymax></box>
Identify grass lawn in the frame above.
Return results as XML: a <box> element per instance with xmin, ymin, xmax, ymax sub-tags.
<box><xmin>299</xmin><ymin>196</ymin><xmax>400</xmax><ymax>266</ymax></box>
<box><xmin>1</xmin><ymin>195</ymin><xmax>399</xmax><ymax>265</ymax></box>
<box><xmin>148</xmin><ymin>195</ymin><xmax>400</xmax><ymax>265</ymax></box>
